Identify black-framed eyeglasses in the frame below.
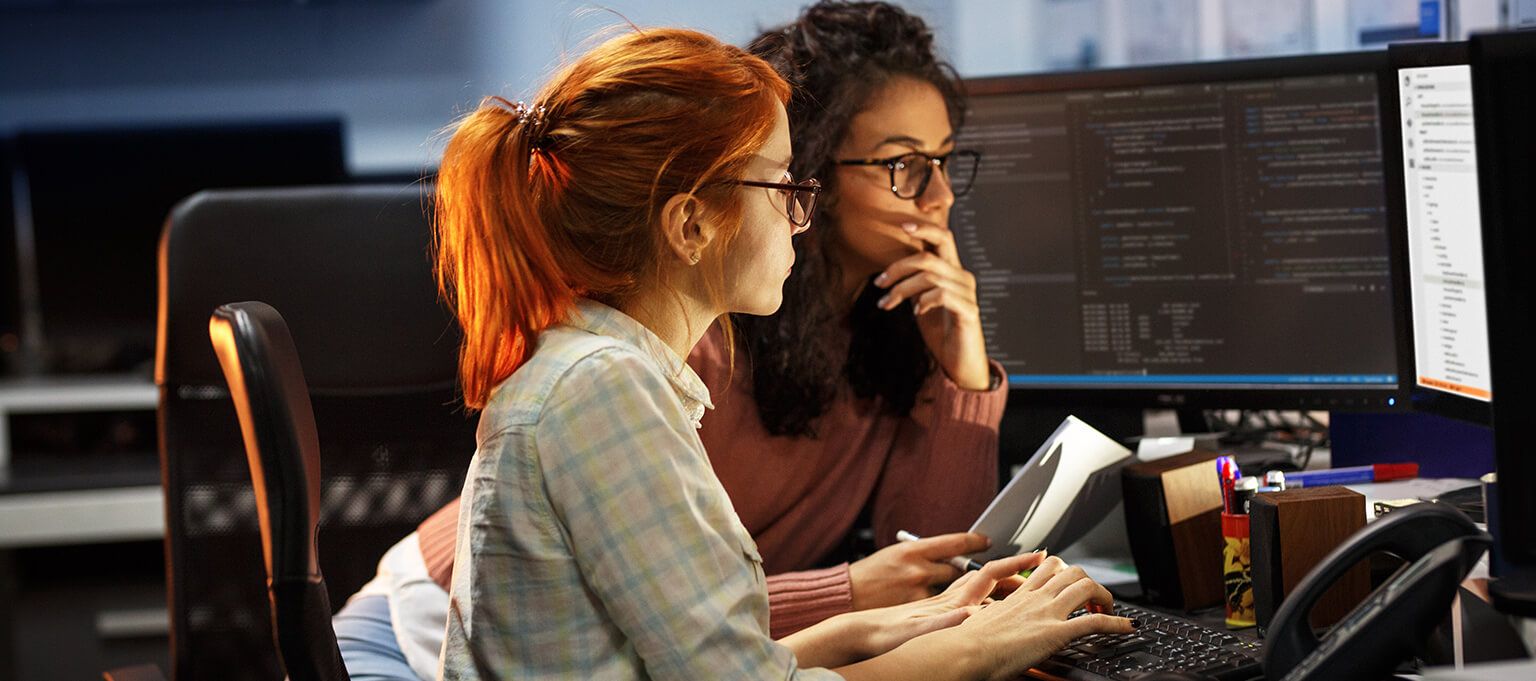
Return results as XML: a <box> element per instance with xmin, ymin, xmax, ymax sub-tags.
<box><xmin>719</xmin><ymin>177</ymin><xmax>821</xmax><ymax>233</ymax></box>
<box><xmin>835</xmin><ymin>149</ymin><xmax>980</xmax><ymax>200</ymax></box>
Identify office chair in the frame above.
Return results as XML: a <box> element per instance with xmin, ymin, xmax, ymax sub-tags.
<box><xmin>209</xmin><ymin>301</ymin><xmax>347</xmax><ymax>681</ymax></box>
<box><xmin>149</xmin><ymin>185</ymin><xmax>476</xmax><ymax>680</ymax></box>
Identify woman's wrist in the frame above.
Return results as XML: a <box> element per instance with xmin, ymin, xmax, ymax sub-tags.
<box><xmin>943</xmin><ymin>356</ymin><xmax>995</xmax><ymax>392</ymax></box>
<box><xmin>781</xmin><ymin>610</ymin><xmax>873</xmax><ymax>669</ymax></box>
<box><xmin>904</xmin><ymin>627</ymin><xmax>993</xmax><ymax>680</ymax></box>
<box><xmin>841</xmin><ymin>609</ymin><xmax>881</xmax><ymax>661</ymax></box>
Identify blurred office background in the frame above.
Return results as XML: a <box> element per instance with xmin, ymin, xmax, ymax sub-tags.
<box><xmin>0</xmin><ymin>1</ymin><xmax>1530</xmax><ymax>680</ymax></box>
<box><xmin>0</xmin><ymin>0</ymin><xmax>1522</xmax><ymax>176</ymax></box>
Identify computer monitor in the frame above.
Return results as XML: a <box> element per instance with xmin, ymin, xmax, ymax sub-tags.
<box><xmin>1379</xmin><ymin>42</ymin><xmax>1493</xmax><ymax>426</ymax></box>
<box><xmin>954</xmin><ymin>52</ymin><xmax>1407</xmax><ymax>410</ymax></box>
<box><xmin>11</xmin><ymin>119</ymin><xmax>347</xmax><ymax>376</ymax></box>
<box><xmin>1470</xmin><ymin>30</ymin><xmax>1536</xmax><ymax>617</ymax></box>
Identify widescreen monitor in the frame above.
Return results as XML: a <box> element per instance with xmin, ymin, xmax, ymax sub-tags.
<box><xmin>12</xmin><ymin>119</ymin><xmax>346</xmax><ymax>376</ymax></box>
<box><xmin>1380</xmin><ymin>42</ymin><xmax>1492</xmax><ymax>425</ymax></box>
<box><xmin>955</xmin><ymin>52</ymin><xmax>1407</xmax><ymax>410</ymax></box>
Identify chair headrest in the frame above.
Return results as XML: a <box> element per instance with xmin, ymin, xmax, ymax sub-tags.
<box><xmin>158</xmin><ymin>184</ymin><xmax>459</xmax><ymax>392</ymax></box>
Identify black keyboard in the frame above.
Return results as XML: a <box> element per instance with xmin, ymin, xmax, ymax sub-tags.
<box><xmin>1033</xmin><ymin>602</ymin><xmax>1263</xmax><ymax>681</ymax></box>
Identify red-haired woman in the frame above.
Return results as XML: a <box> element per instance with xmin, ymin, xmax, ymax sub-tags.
<box><xmin>428</xmin><ymin>26</ymin><xmax>1130</xmax><ymax>681</ymax></box>
<box><xmin>337</xmin><ymin>5</ymin><xmax>1069</xmax><ymax>680</ymax></box>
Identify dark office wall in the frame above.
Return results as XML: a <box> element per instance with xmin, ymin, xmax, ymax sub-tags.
<box><xmin>0</xmin><ymin>0</ymin><xmax>919</xmax><ymax>174</ymax></box>
<box><xmin>0</xmin><ymin>0</ymin><xmax>505</xmax><ymax>173</ymax></box>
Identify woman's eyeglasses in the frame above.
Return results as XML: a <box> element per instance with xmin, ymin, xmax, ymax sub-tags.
<box><xmin>719</xmin><ymin>177</ymin><xmax>821</xmax><ymax>233</ymax></box>
<box><xmin>836</xmin><ymin>149</ymin><xmax>980</xmax><ymax>200</ymax></box>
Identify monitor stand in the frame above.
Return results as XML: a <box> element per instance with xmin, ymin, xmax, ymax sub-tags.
<box><xmin>1221</xmin><ymin>443</ymin><xmax>1301</xmax><ymax>474</ymax></box>
<box><xmin>1491</xmin><ymin>571</ymin><xmax>1536</xmax><ymax>619</ymax></box>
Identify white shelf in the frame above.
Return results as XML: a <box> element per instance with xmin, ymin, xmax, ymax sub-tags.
<box><xmin>0</xmin><ymin>485</ymin><xmax>163</xmax><ymax>549</ymax></box>
<box><xmin>0</xmin><ymin>374</ymin><xmax>158</xmax><ymax>470</ymax></box>
<box><xmin>0</xmin><ymin>377</ymin><xmax>164</xmax><ymax>549</ymax></box>
<box><xmin>0</xmin><ymin>374</ymin><xmax>157</xmax><ymax>412</ymax></box>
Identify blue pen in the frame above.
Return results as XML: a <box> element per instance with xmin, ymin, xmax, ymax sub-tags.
<box><xmin>1287</xmin><ymin>463</ymin><xmax>1418</xmax><ymax>488</ymax></box>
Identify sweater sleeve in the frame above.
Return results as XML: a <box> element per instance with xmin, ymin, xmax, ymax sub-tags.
<box><xmin>869</xmin><ymin>360</ymin><xmax>1007</xmax><ymax>549</ymax></box>
<box><xmin>418</xmin><ymin>496</ymin><xmax>461</xmax><ymax>592</ymax></box>
<box><xmin>765</xmin><ymin>564</ymin><xmax>854</xmax><ymax>639</ymax></box>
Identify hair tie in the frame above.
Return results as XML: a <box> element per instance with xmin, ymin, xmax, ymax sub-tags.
<box><xmin>512</xmin><ymin>100</ymin><xmax>553</xmax><ymax>152</ymax></box>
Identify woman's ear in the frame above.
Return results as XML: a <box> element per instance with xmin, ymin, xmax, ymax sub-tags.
<box><xmin>659</xmin><ymin>192</ymin><xmax>717</xmax><ymax>266</ymax></box>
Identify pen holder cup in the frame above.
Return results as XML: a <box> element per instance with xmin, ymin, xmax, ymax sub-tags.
<box><xmin>1221</xmin><ymin>512</ymin><xmax>1256</xmax><ymax>628</ymax></box>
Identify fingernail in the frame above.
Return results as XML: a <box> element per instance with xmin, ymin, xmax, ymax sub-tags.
<box><xmin>1130</xmin><ymin>618</ymin><xmax>1140</xmax><ymax>629</ymax></box>
<box><xmin>877</xmin><ymin>294</ymin><xmax>892</xmax><ymax>309</ymax></box>
<box><xmin>874</xmin><ymin>272</ymin><xmax>889</xmax><ymax>287</ymax></box>
<box><xmin>901</xmin><ymin>222</ymin><xmax>918</xmax><ymax>233</ymax></box>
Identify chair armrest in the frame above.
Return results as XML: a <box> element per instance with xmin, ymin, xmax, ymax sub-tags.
<box><xmin>102</xmin><ymin>664</ymin><xmax>169</xmax><ymax>681</ymax></box>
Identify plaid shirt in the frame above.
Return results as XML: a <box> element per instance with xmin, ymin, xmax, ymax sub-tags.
<box><xmin>439</xmin><ymin>300</ymin><xmax>842</xmax><ymax>681</ymax></box>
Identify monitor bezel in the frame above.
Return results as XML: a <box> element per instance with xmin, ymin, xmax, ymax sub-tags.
<box><xmin>1379</xmin><ymin>42</ymin><xmax>1493</xmax><ymax>426</ymax></box>
<box><xmin>0</xmin><ymin>136</ymin><xmax>19</xmax><ymax>375</ymax></box>
<box><xmin>1471</xmin><ymin>30</ymin><xmax>1536</xmax><ymax>595</ymax></box>
<box><xmin>961</xmin><ymin>51</ymin><xmax>1409</xmax><ymax>412</ymax></box>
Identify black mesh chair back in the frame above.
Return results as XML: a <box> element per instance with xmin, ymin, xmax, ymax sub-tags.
<box><xmin>209</xmin><ymin>301</ymin><xmax>347</xmax><ymax>681</ymax></box>
<box><xmin>157</xmin><ymin>185</ymin><xmax>475</xmax><ymax>680</ymax></box>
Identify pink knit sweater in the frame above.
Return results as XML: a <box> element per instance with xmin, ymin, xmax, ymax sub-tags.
<box><xmin>419</xmin><ymin>325</ymin><xmax>1006</xmax><ymax>638</ymax></box>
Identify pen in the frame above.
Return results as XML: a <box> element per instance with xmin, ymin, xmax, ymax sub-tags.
<box><xmin>1216</xmin><ymin>456</ymin><xmax>1241</xmax><ymax>514</ymax></box>
<box><xmin>895</xmin><ymin>530</ymin><xmax>986</xmax><ymax>572</ymax></box>
<box><xmin>1264</xmin><ymin>470</ymin><xmax>1286</xmax><ymax>491</ymax></box>
<box><xmin>1287</xmin><ymin>463</ymin><xmax>1418</xmax><ymax>488</ymax></box>
<box><xmin>1232</xmin><ymin>476</ymin><xmax>1259</xmax><ymax>514</ymax></box>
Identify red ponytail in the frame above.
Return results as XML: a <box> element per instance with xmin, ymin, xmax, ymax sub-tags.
<box><xmin>434</xmin><ymin>28</ymin><xmax>790</xmax><ymax>409</ymax></box>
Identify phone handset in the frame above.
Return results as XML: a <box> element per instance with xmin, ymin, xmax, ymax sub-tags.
<box><xmin>1262</xmin><ymin>503</ymin><xmax>1489</xmax><ymax>681</ymax></box>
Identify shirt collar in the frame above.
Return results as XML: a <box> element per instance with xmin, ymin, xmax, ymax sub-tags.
<box><xmin>565</xmin><ymin>299</ymin><xmax>714</xmax><ymax>426</ymax></box>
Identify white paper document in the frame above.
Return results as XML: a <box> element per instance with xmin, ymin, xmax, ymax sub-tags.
<box><xmin>968</xmin><ymin>416</ymin><xmax>1133</xmax><ymax>562</ymax></box>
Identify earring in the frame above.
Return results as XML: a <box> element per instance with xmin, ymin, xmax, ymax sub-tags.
<box><xmin>689</xmin><ymin>252</ymin><xmax>701</xmax><ymax>265</ymax></box>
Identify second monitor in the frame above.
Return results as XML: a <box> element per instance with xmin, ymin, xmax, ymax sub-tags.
<box><xmin>1381</xmin><ymin>41</ymin><xmax>1493</xmax><ymax>425</ymax></box>
<box><xmin>956</xmin><ymin>52</ymin><xmax>1405</xmax><ymax>410</ymax></box>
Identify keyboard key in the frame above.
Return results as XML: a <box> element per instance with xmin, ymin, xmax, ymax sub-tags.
<box><xmin>1117</xmin><ymin>651</ymin><xmax>1162</xmax><ymax>667</ymax></box>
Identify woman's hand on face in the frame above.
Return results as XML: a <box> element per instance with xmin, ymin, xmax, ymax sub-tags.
<box><xmin>846</xmin><ymin>551</ymin><xmax>1048</xmax><ymax>661</ymax></box>
<box><xmin>848</xmin><ymin>532</ymin><xmax>992</xmax><ymax>610</ymax></box>
<box><xmin>872</xmin><ymin>221</ymin><xmax>994</xmax><ymax>391</ymax></box>
<box><xmin>953</xmin><ymin>555</ymin><xmax>1136</xmax><ymax>680</ymax></box>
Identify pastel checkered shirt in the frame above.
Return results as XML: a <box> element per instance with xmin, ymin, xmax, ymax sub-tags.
<box><xmin>439</xmin><ymin>300</ymin><xmax>843</xmax><ymax>681</ymax></box>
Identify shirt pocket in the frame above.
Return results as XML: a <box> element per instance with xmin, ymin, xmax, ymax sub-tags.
<box><xmin>731</xmin><ymin>523</ymin><xmax>766</xmax><ymax>588</ymax></box>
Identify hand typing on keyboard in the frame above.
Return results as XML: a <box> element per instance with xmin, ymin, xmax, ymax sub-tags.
<box><xmin>1039</xmin><ymin>603</ymin><xmax>1264</xmax><ymax>681</ymax></box>
<box><xmin>943</xmin><ymin>555</ymin><xmax>1136</xmax><ymax>679</ymax></box>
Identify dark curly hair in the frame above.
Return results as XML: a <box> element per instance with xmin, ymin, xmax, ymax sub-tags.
<box><xmin>734</xmin><ymin>1</ymin><xmax>966</xmax><ymax>437</ymax></box>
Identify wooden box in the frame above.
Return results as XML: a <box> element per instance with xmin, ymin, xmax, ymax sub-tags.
<box><xmin>1122</xmin><ymin>450</ymin><xmax>1225</xmax><ymax>610</ymax></box>
<box><xmin>1250</xmin><ymin>486</ymin><xmax>1369</xmax><ymax>631</ymax></box>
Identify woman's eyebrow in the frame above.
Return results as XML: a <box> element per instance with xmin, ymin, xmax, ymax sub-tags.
<box><xmin>870</xmin><ymin>133</ymin><xmax>956</xmax><ymax>151</ymax></box>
